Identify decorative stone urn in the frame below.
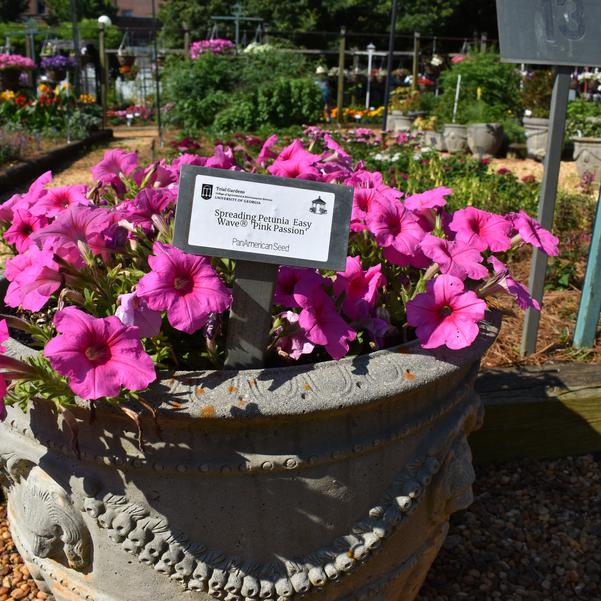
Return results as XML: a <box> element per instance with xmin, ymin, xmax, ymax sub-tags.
<box><xmin>523</xmin><ymin>117</ymin><xmax>549</xmax><ymax>161</ymax></box>
<box><xmin>0</xmin><ymin>314</ymin><xmax>499</xmax><ymax>601</ymax></box>
<box><xmin>443</xmin><ymin>124</ymin><xmax>468</xmax><ymax>154</ymax></box>
<box><xmin>387</xmin><ymin>110</ymin><xmax>414</xmax><ymax>133</ymax></box>
<box><xmin>573</xmin><ymin>136</ymin><xmax>601</xmax><ymax>182</ymax></box>
<box><xmin>422</xmin><ymin>131</ymin><xmax>447</xmax><ymax>152</ymax></box>
<box><xmin>467</xmin><ymin>123</ymin><xmax>504</xmax><ymax>159</ymax></box>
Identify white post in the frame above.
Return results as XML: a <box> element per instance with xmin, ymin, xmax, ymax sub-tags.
<box><xmin>452</xmin><ymin>74</ymin><xmax>462</xmax><ymax>123</ymax></box>
<box><xmin>365</xmin><ymin>43</ymin><xmax>375</xmax><ymax>109</ymax></box>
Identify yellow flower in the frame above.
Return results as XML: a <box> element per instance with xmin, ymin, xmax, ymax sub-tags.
<box><xmin>79</xmin><ymin>93</ymin><xmax>95</xmax><ymax>104</ymax></box>
<box><xmin>0</xmin><ymin>90</ymin><xmax>15</xmax><ymax>101</ymax></box>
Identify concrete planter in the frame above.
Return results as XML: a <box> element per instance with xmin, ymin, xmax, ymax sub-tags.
<box><xmin>422</xmin><ymin>131</ymin><xmax>447</xmax><ymax>152</ymax></box>
<box><xmin>573</xmin><ymin>136</ymin><xmax>601</xmax><ymax>182</ymax></box>
<box><xmin>443</xmin><ymin>124</ymin><xmax>468</xmax><ymax>154</ymax></box>
<box><xmin>467</xmin><ymin>123</ymin><xmax>504</xmax><ymax>159</ymax></box>
<box><xmin>387</xmin><ymin>111</ymin><xmax>414</xmax><ymax>133</ymax></box>
<box><xmin>523</xmin><ymin>117</ymin><xmax>549</xmax><ymax>161</ymax></box>
<box><xmin>0</xmin><ymin>314</ymin><xmax>499</xmax><ymax>601</ymax></box>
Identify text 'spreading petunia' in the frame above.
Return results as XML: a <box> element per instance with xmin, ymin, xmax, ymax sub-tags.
<box><xmin>367</xmin><ymin>196</ymin><xmax>426</xmax><ymax>257</ymax></box>
<box><xmin>268</xmin><ymin>139</ymin><xmax>322</xmax><ymax>180</ymax></box>
<box><xmin>509</xmin><ymin>210</ymin><xmax>559</xmax><ymax>256</ymax></box>
<box><xmin>136</xmin><ymin>243</ymin><xmax>232</xmax><ymax>334</ymax></box>
<box><xmin>275</xmin><ymin>311</ymin><xmax>315</xmax><ymax>360</ymax></box>
<box><xmin>487</xmin><ymin>256</ymin><xmax>541</xmax><ymax>311</ymax></box>
<box><xmin>115</xmin><ymin>293</ymin><xmax>163</xmax><ymax>338</ymax></box>
<box><xmin>406</xmin><ymin>275</ymin><xmax>487</xmax><ymax>350</ymax></box>
<box><xmin>449</xmin><ymin>207</ymin><xmax>512</xmax><ymax>252</ymax></box>
<box><xmin>333</xmin><ymin>256</ymin><xmax>386</xmax><ymax>320</ymax></box>
<box><xmin>91</xmin><ymin>149</ymin><xmax>138</xmax><ymax>185</ymax></box>
<box><xmin>273</xmin><ymin>267</ymin><xmax>324</xmax><ymax>308</ymax></box>
<box><xmin>420</xmin><ymin>234</ymin><xmax>489</xmax><ymax>281</ymax></box>
<box><xmin>4</xmin><ymin>244</ymin><xmax>62</xmax><ymax>312</ymax></box>
<box><xmin>31</xmin><ymin>205</ymin><xmax>116</xmax><ymax>265</ymax></box>
<box><xmin>29</xmin><ymin>184</ymin><xmax>89</xmax><ymax>218</ymax></box>
<box><xmin>4</xmin><ymin>209</ymin><xmax>49</xmax><ymax>253</ymax></box>
<box><xmin>44</xmin><ymin>307</ymin><xmax>156</xmax><ymax>400</ymax></box>
<box><xmin>294</xmin><ymin>282</ymin><xmax>357</xmax><ymax>360</ymax></box>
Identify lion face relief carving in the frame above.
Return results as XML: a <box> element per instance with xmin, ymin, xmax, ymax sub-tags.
<box><xmin>9</xmin><ymin>465</ymin><xmax>91</xmax><ymax>571</ymax></box>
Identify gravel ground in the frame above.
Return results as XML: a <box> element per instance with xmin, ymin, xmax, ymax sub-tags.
<box><xmin>0</xmin><ymin>455</ymin><xmax>598</xmax><ymax>600</ymax></box>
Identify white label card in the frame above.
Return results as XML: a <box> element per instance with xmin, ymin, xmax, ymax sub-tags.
<box><xmin>173</xmin><ymin>166</ymin><xmax>353</xmax><ymax>270</ymax></box>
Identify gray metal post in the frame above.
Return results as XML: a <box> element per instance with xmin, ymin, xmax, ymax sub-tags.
<box><xmin>70</xmin><ymin>0</ymin><xmax>81</xmax><ymax>97</ymax></box>
<box><xmin>521</xmin><ymin>66</ymin><xmax>572</xmax><ymax>355</ymax></box>
<box><xmin>412</xmin><ymin>31</ymin><xmax>420</xmax><ymax>91</ymax></box>
<box><xmin>365</xmin><ymin>43</ymin><xmax>375</xmax><ymax>109</ymax></box>
<box><xmin>98</xmin><ymin>23</ymin><xmax>108</xmax><ymax>129</ymax></box>
<box><xmin>183</xmin><ymin>21</ymin><xmax>190</xmax><ymax>56</ymax></box>
<box><xmin>381</xmin><ymin>0</ymin><xmax>399</xmax><ymax>132</ymax></box>
<box><xmin>336</xmin><ymin>27</ymin><xmax>346</xmax><ymax>125</ymax></box>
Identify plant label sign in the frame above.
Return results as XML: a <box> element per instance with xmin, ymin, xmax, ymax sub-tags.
<box><xmin>496</xmin><ymin>0</ymin><xmax>601</xmax><ymax>66</ymax></box>
<box><xmin>173</xmin><ymin>166</ymin><xmax>353</xmax><ymax>270</ymax></box>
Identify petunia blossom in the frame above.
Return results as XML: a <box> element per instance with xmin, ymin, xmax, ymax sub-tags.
<box><xmin>420</xmin><ymin>234</ymin><xmax>489</xmax><ymax>281</ymax></box>
<box><xmin>44</xmin><ymin>307</ymin><xmax>156</xmax><ymax>400</ymax></box>
<box><xmin>4</xmin><ymin>209</ymin><xmax>48</xmax><ymax>253</ymax></box>
<box><xmin>406</xmin><ymin>274</ymin><xmax>487</xmax><ymax>350</ymax></box>
<box><xmin>366</xmin><ymin>196</ymin><xmax>426</xmax><ymax>257</ymax></box>
<box><xmin>268</xmin><ymin>140</ymin><xmax>321</xmax><ymax>180</ymax></box>
<box><xmin>115</xmin><ymin>293</ymin><xmax>162</xmax><ymax>338</ymax></box>
<box><xmin>509</xmin><ymin>210</ymin><xmax>559</xmax><ymax>256</ymax></box>
<box><xmin>333</xmin><ymin>256</ymin><xmax>386</xmax><ymax>320</ymax></box>
<box><xmin>274</xmin><ymin>311</ymin><xmax>315</xmax><ymax>360</ymax></box>
<box><xmin>257</xmin><ymin>134</ymin><xmax>278</xmax><ymax>167</ymax></box>
<box><xmin>91</xmin><ymin>149</ymin><xmax>138</xmax><ymax>185</ymax></box>
<box><xmin>0</xmin><ymin>171</ymin><xmax>52</xmax><ymax>222</ymax></box>
<box><xmin>448</xmin><ymin>207</ymin><xmax>512</xmax><ymax>252</ymax></box>
<box><xmin>487</xmin><ymin>256</ymin><xmax>541</xmax><ymax>311</ymax></box>
<box><xmin>273</xmin><ymin>267</ymin><xmax>324</xmax><ymax>308</ymax></box>
<box><xmin>404</xmin><ymin>186</ymin><xmax>452</xmax><ymax>230</ymax></box>
<box><xmin>294</xmin><ymin>282</ymin><xmax>357</xmax><ymax>360</ymax></box>
<box><xmin>136</xmin><ymin>243</ymin><xmax>232</xmax><ymax>334</ymax></box>
<box><xmin>120</xmin><ymin>188</ymin><xmax>176</xmax><ymax>231</ymax></box>
<box><xmin>29</xmin><ymin>185</ymin><xmax>89</xmax><ymax>218</ymax></box>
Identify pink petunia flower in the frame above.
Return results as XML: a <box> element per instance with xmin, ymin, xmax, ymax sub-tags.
<box><xmin>91</xmin><ymin>149</ymin><xmax>138</xmax><ymax>185</ymax></box>
<box><xmin>366</xmin><ymin>196</ymin><xmax>426</xmax><ymax>257</ymax></box>
<box><xmin>448</xmin><ymin>207</ymin><xmax>512</xmax><ymax>252</ymax></box>
<box><xmin>406</xmin><ymin>274</ymin><xmax>487</xmax><ymax>350</ymax></box>
<box><xmin>136</xmin><ymin>243</ymin><xmax>232</xmax><ymax>334</ymax></box>
<box><xmin>383</xmin><ymin>244</ymin><xmax>431</xmax><ymax>269</ymax></box>
<box><xmin>4</xmin><ymin>209</ymin><xmax>48</xmax><ymax>253</ymax></box>
<box><xmin>487</xmin><ymin>256</ymin><xmax>540</xmax><ymax>311</ymax></box>
<box><xmin>275</xmin><ymin>311</ymin><xmax>315</xmax><ymax>360</ymax></box>
<box><xmin>0</xmin><ymin>171</ymin><xmax>52</xmax><ymax>222</ymax></box>
<box><xmin>294</xmin><ymin>282</ymin><xmax>357</xmax><ymax>360</ymax></box>
<box><xmin>29</xmin><ymin>185</ymin><xmax>89</xmax><ymax>218</ymax></box>
<box><xmin>404</xmin><ymin>186</ymin><xmax>452</xmax><ymax>212</ymax></box>
<box><xmin>120</xmin><ymin>188</ymin><xmax>176</xmax><ymax>231</ymax></box>
<box><xmin>420</xmin><ymin>234</ymin><xmax>489</xmax><ymax>281</ymax></box>
<box><xmin>0</xmin><ymin>319</ymin><xmax>9</xmax><ymax>353</ymax></box>
<box><xmin>333</xmin><ymin>256</ymin><xmax>386</xmax><ymax>320</ymax></box>
<box><xmin>44</xmin><ymin>307</ymin><xmax>156</xmax><ymax>400</ymax></box>
<box><xmin>205</xmin><ymin>145</ymin><xmax>239</xmax><ymax>170</ymax></box>
<box><xmin>273</xmin><ymin>267</ymin><xmax>324</xmax><ymax>308</ymax></box>
<box><xmin>31</xmin><ymin>206</ymin><xmax>115</xmax><ymax>265</ymax></box>
<box><xmin>509</xmin><ymin>210</ymin><xmax>559</xmax><ymax>256</ymax></box>
<box><xmin>257</xmin><ymin>134</ymin><xmax>278</xmax><ymax>167</ymax></box>
<box><xmin>4</xmin><ymin>244</ymin><xmax>62</xmax><ymax>312</ymax></box>
<box><xmin>268</xmin><ymin>140</ymin><xmax>321</xmax><ymax>180</ymax></box>
<box><xmin>170</xmin><ymin>153</ymin><xmax>207</xmax><ymax>171</ymax></box>
<box><xmin>115</xmin><ymin>293</ymin><xmax>163</xmax><ymax>338</ymax></box>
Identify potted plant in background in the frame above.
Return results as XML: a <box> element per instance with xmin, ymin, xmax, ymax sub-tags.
<box><xmin>388</xmin><ymin>87</ymin><xmax>419</xmax><ymax>132</ymax></box>
<box><xmin>415</xmin><ymin>115</ymin><xmax>446</xmax><ymax>151</ymax></box>
<box><xmin>0</xmin><ymin>137</ymin><xmax>558</xmax><ymax>601</ymax></box>
<box><xmin>521</xmin><ymin>69</ymin><xmax>553</xmax><ymax>161</ymax></box>
<box><xmin>0</xmin><ymin>54</ymin><xmax>35</xmax><ymax>91</ymax></box>
<box><xmin>568</xmin><ymin>98</ymin><xmax>601</xmax><ymax>182</ymax></box>
<box><xmin>464</xmin><ymin>98</ymin><xmax>505</xmax><ymax>159</ymax></box>
<box><xmin>40</xmin><ymin>54</ymin><xmax>77</xmax><ymax>83</ymax></box>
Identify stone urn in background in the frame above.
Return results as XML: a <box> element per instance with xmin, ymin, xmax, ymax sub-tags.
<box><xmin>573</xmin><ymin>136</ymin><xmax>601</xmax><ymax>182</ymax></box>
<box><xmin>387</xmin><ymin>110</ymin><xmax>414</xmax><ymax>133</ymax></box>
<box><xmin>443</xmin><ymin>124</ymin><xmax>468</xmax><ymax>154</ymax></box>
<box><xmin>467</xmin><ymin>123</ymin><xmax>504</xmax><ymax>159</ymax></box>
<box><xmin>523</xmin><ymin>117</ymin><xmax>550</xmax><ymax>161</ymax></box>
<box><xmin>0</xmin><ymin>306</ymin><xmax>500</xmax><ymax>601</ymax></box>
<box><xmin>423</xmin><ymin>131</ymin><xmax>447</xmax><ymax>152</ymax></box>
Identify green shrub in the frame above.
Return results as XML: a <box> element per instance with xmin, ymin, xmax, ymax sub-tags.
<box><xmin>522</xmin><ymin>70</ymin><xmax>553</xmax><ymax>119</ymax></box>
<box><xmin>566</xmin><ymin>99</ymin><xmax>601</xmax><ymax>138</ymax></box>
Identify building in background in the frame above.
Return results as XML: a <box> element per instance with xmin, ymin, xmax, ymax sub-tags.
<box><xmin>27</xmin><ymin>0</ymin><xmax>164</xmax><ymax>19</ymax></box>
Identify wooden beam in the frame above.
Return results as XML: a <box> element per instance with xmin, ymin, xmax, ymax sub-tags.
<box><xmin>471</xmin><ymin>364</ymin><xmax>601</xmax><ymax>464</ymax></box>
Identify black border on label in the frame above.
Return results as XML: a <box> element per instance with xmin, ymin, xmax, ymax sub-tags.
<box><xmin>173</xmin><ymin>165</ymin><xmax>354</xmax><ymax>271</ymax></box>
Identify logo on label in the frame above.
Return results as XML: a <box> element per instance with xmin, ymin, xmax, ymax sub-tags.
<box><xmin>201</xmin><ymin>184</ymin><xmax>214</xmax><ymax>200</ymax></box>
<box><xmin>309</xmin><ymin>196</ymin><xmax>328</xmax><ymax>215</ymax></box>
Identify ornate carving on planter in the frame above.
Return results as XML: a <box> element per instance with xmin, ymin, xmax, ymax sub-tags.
<box><xmin>0</xmin><ymin>451</ymin><xmax>91</xmax><ymax>571</ymax></box>
<box><xmin>573</xmin><ymin>137</ymin><xmax>601</xmax><ymax>181</ymax></box>
<box><xmin>81</xmin><ymin>444</ymin><xmax>448</xmax><ymax>599</ymax></box>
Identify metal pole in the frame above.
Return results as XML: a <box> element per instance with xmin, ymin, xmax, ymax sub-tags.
<box><xmin>70</xmin><ymin>0</ymin><xmax>81</xmax><ymax>97</ymax></box>
<box><xmin>366</xmin><ymin>43</ymin><xmax>375</xmax><ymax>109</ymax></box>
<box><xmin>151</xmin><ymin>0</ymin><xmax>163</xmax><ymax>146</ymax></box>
<box><xmin>452</xmin><ymin>74</ymin><xmax>462</xmax><ymax>122</ymax></box>
<box><xmin>412</xmin><ymin>31</ymin><xmax>420</xmax><ymax>91</ymax></box>
<box><xmin>480</xmin><ymin>32</ymin><xmax>488</xmax><ymax>53</ymax></box>
<box><xmin>381</xmin><ymin>0</ymin><xmax>398</xmax><ymax>132</ymax></box>
<box><xmin>336</xmin><ymin>26</ymin><xmax>346</xmax><ymax>125</ymax></box>
<box><xmin>183</xmin><ymin>21</ymin><xmax>190</xmax><ymax>56</ymax></box>
<box><xmin>521</xmin><ymin>66</ymin><xmax>572</xmax><ymax>356</ymax></box>
<box><xmin>351</xmin><ymin>49</ymin><xmax>359</xmax><ymax>106</ymax></box>
<box><xmin>98</xmin><ymin>23</ymin><xmax>108</xmax><ymax>129</ymax></box>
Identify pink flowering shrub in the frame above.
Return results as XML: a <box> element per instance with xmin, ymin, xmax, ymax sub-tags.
<box><xmin>0</xmin><ymin>54</ymin><xmax>35</xmax><ymax>71</ymax></box>
<box><xmin>0</xmin><ymin>135</ymin><xmax>558</xmax><ymax>421</ymax></box>
<box><xmin>189</xmin><ymin>39</ymin><xmax>236</xmax><ymax>59</ymax></box>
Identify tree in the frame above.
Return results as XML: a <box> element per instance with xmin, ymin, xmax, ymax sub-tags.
<box><xmin>0</xmin><ymin>0</ymin><xmax>29</xmax><ymax>21</ymax></box>
<box><xmin>45</xmin><ymin>0</ymin><xmax>117</xmax><ymax>23</ymax></box>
